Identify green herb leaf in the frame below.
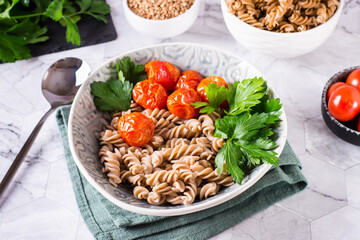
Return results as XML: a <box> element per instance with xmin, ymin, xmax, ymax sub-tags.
<box><xmin>91</xmin><ymin>79</ymin><xmax>133</xmax><ymax>111</ymax></box>
<box><xmin>214</xmin><ymin>115</ymin><xmax>239</xmax><ymax>139</ymax></box>
<box><xmin>116</xmin><ymin>56</ymin><xmax>147</xmax><ymax>86</ymax></box>
<box><xmin>215</xmin><ymin>141</ymin><xmax>245</xmax><ymax>184</ymax></box>
<box><xmin>192</xmin><ymin>83</ymin><xmax>229</xmax><ymax>114</ymax></box>
<box><xmin>0</xmin><ymin>33</ymin><xmax>30</xmax><ymax>62</ymax></box>
<box><xmin>61</xmin><ymin>15</ymin><xmax>81</xmax><ymax>45</ymax></box>
<box><xmin>227</xmin><ymin>77</ymin><xmax>266</xmax><ymax>116</ymax></box>
<box><xmin>45</xmin><ymin>0</ymin><xmax>63</xmax><ymax>21</ymax></box>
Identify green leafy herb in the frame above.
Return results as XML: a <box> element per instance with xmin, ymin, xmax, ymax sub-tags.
<box><xmin>206</xmin><ymin>76</ymin><xmax>283</xmax><ymax>184</ymax></box>
<box><xmin>191</xmin><ymin>83</ymin><xmax>229</xmax><ymax>114</ymax></box>
<box><xmin>90</xmin><ymin>56</ymin><xmax>145</xmax><ymax>111</ymax></box>
<box><xmin>227</xmin><ymin>77</ymin><xmax>266</xmax><ymax>116</ymax></box>
<box><xmin>0</xmin><ymin>0</ymin><xmax>111</xmax><ymax>62</ymax></box>
<box><xmin>91</xmin><ymin>78</ymin><xmax>133</xmax><ymax>111</ymax></box>
<box><xmin>116</xmin><ymin>56</ymin><xmax>147</xmax><ymax>86</ymax></box>
<box><xmin>214</xmin><ymin>110</ymin><xmax>281</xmax><ymax>184</ymax></box>
<box><xmin>216</xmin><ymin>141</ymin><xmax>245</xmax><ymax>184</ymax></box>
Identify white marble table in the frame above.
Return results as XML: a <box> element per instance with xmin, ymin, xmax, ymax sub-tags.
<box><xmin>1</xmin><ymin>0</ymin><xmax>360</xmax><ymax>239</ymax></box>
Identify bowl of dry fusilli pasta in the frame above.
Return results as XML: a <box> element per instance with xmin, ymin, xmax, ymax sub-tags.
<box><xmin>222</xmin><ymin>0</ymin><xmax>344</xmax><ymax>58</ymax></box>
<box><xmin>68</xmin><ymin>43</ymin><xmax>287</xmax><ymax>216</ymax></box>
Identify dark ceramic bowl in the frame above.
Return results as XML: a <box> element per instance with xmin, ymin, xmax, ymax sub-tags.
<box><xmin>321</xmin><ymin>66</ymin><xmax>360</xmax><ymax>146</ymax></box>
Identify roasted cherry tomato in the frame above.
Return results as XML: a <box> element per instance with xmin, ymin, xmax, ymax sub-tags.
<box><xmin>327</xmin><ymin>82</ymin><xmax>346</xmax><ymax>100</ymax></box>
<box><xmin>167</xmin><ymin>88</ymin><xmax>201</xmax><ymax>119</ymax></box>
<box><xmin>175</xmin><ymin>70</ymin><xmax>204</xmax><ymax>90</ymax></box>
<box><xmin>346</xmin><ymin>68</ymin><xmax>360</xmax><ymax>91</ymax></box>
<box><xmin>132</xmin><ymin>79</ymin><xmax>168</xmax><ymax>109</ymax></box>
<box><xmin>118</xmin><ymin>112</ymin><xmax>155</xmax><ymax>147</ymax></box>
<box><xmin>328</xmin><ymin>85</ymin><xmax>360</xmax><ymax>122</ymax></box>
<box><xmin>145</xmin><ymin>60</ymin><xmax>180</xmax><ymax>90</ymax></box>
<box><xmin>197</xmin><ymin>76</ymin><xmax>229</xmax><ymax>107</ymax></box>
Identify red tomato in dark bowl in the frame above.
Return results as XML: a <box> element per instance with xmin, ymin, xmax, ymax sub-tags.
<box><xmin>346</xmin><ymin>68</ymin><xmax>360</xmax><ymax>91</ymax></box>
<box><xmin>327</xmin><ymin>82</ymin><xmax>346</xmax><ymax>100</ymax></box>
<box><xmin>328</xmin><ymin>85</ymin><xmax>360</xmax><ymax>122</ymax></box>
<box><xmin>167</xmin><ymin>88</ymin><xmax>201</xmax><ymax>119</ymax></box>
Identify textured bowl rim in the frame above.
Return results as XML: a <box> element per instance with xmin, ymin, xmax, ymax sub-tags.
<box><xmin>122</xmin><ymin>0</ymin><xmax>200</xmax><ymax>23</ymax></box>
<box><xmin>68</xmin><ymin>42</ymin><xmax>288</xmax><ymax>216</ymax></box>
<box><xmin>221</xmin><ymin>0</ymin><xmax>344</xmax><ymax>37</ymax></box>
<box><xmin>321</xmin><ymin>66</ymin><xmax>360</xmax><ymax>136</ymax></box>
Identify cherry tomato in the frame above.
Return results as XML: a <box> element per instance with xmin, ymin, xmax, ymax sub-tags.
<box><xmin>346</xmin><ymin>68</ymin><xmax>360</xmax><ymax>90</ymax></box>
<box><xmin>167</xmin><ymin>88</ymin><xmax>201</xmax><ymax>119</ymax></box>
<box><xmin>118</xmin><ymin>112</ymin><xmax>155</xmax><ymax>147</ymax></box>
<box><xmin>175</xmin><ymin>70</ymin><xmax>204</xmax><ymax>90</ymax></box>
<box><xmin>357</xmin><ymin>118</ymin><xmax>360</xmax><ymax>132</ymax></box>
<box><xmin>197</xmin><ymin>76</ymin><xmax>229</xmax><ymax>108</ymax></box>
<box><xmin>328</xmin><ymin>85</ymin><xmax>360</xmax><ymax>122</ymax></box>
<box><xmin>145</xmin><ymin>60</ymin><xmax>180</xmax><ymax>90</ymax></box>
<box><xmin>132</xmin><ymin>79</ymin><xmax>168</xmax><ymax>109</ymax></box>
<box><xmin>327</xmin><ymin>82</ymin><xmax>346</xmax><ymax>100</ymax></box>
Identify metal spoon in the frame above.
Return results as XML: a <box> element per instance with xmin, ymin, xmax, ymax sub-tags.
<box><xmin>0</xmin><ymin>58</ymin><xmax>91</xmax><ymax>200</ymax></box>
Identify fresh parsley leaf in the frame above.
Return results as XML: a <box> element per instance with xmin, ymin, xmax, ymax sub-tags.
<box><xmin>0</xmin><ymin>33</ymin><xmax>31</xmax><ymax>62</ymax></box>
<box><xmin>215</xmin><ymin>140</ymin><xmax>245</xmax><ymax>184</ymax></box>
<box><xmin>191</xmin><ymin>83</ymin><xmax>229</xmax><ymax>114</ymax></box>
<box><xmin>45</xmin><ymin>0</ymin><xmax>63</xmax><ymax>21</ymax></box>
<box><xmin>91</xmin><ymin>79</ymin><xmax>133</xmax><ymax>111</ymax></box>
<box><xmin>214</xmin><ymin>115</ymin><xmax>239</xmax><ymax>139</ymax></box>
<box><xmin>62</xmin><ymin>15</ymin><xmax>81</xmax><ymax>45</ymax></box>
<box><xmin>227</xmin><ymin>77</ymin><xmax>266</xmax><ymax>116</ymax></box>
<box><xmin>227</xmin><ymin>81</ymin><xmax>239</xmax><ymax>107</ymax></box>
<box><xmin>238</xmin><ymin>141</ymin><xmax>278</xmax><ymax>167</ymax></box>
<box><xmin>116</xmin><ymin>56</ymin><xmax>147</xmax><ymax>86</ymax></box>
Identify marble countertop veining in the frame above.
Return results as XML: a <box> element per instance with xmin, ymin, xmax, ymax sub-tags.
<box><xmin>0</xmin><ymin>0</ymin><xmax>360</xmax><ymax>239</ymax></box>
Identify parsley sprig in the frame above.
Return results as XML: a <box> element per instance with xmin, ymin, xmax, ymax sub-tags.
<box><xmin>90</xmin><ymin>56</ymin><xmax>146</xmax><ymax>111</ymax></box>
<box><xmin>0</xmin><ymin>0</ymin><xmax>110</xmax><ymax>62</ymax></box>
<box><xmin>194</xmin><ymin>76</ymin><xmax>282</xmax><ymax>184</ymax></box>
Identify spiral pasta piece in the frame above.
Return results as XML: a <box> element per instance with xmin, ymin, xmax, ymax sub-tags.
<box><xmin>147</xmin><ymin>191</ymin><xmax>166</xmax><ymax>205</ymax></box>
<box><xmin>133</xmin><ymin>186</ymin><xmax>149</xmax><ymax>199</ymax></box>
<box><xmin>162</xmin><ymin>144</ymin><xmax>204</xmax><ymax>160</ymax></box>
<box><xmin>145</xmin><ymin>170</ymin><xmax>179</xmax><ymax>186</ymax></box>
<box><xmin>199</xmin><ymin>182</ymin><xmax>220</xmax><ymax>200</ymax></box>
<box><xmin>102</xmin><ymin>148</ymin><xmax>123</xmax><ymax>187</ymax></box>
<box><xmin>123</xmin><ymin>149</ymin><xmax>144</xmax><ymax>175</ymax></box>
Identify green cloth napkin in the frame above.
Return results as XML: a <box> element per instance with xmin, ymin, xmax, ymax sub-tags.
<box><xmin>56</xmin><ymin>105</ymin><xmax>307</xmax><ymax>240</ymax></box>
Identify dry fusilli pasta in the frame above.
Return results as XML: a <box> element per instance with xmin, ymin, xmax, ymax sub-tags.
<box><xmin>226</xmin><ymin>0</ymin><xmax>339</xmax><ymax>32</ymax></box>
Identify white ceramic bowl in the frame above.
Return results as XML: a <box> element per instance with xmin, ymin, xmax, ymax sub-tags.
<box><xmin>221</xmin><ymin>0</ymin><xmax>344</xmax><ymax>58</ymax></box>
<box><xmin>123</xmin><ymin>0</ymin><xmax>200</xmax><ymax>38</ymax></box>
<box><xmin>68</xmin><ymin>43</ymin><xmax>287</xmax><ymax>216</ymax></box>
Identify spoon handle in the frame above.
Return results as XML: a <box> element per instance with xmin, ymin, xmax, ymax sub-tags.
<box><xmin>0</xmin><ymin>108</ymin><xmax>55</xmax><ymax>200</ymax></box>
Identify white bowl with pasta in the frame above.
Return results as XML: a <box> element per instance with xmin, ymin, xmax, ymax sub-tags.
<box><xmin>221</xmin><ymin>0</ymin><xmax>344</xmax><ymax>58</ymax></box>
<box><xmin>68</xmin><ymin>43</ymin><xmax>287</xmax><ymax>216</ymax></box>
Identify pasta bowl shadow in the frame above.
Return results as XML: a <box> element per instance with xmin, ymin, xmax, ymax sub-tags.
<box><xmin>221</xmin><ymin>0</ymin><xmax>344</xmax><ymax>58</ymax></box>
<box><xmin>68</xmin><ymin>43</ymin><xmax>287</xmax><ymax>216</ymax></box>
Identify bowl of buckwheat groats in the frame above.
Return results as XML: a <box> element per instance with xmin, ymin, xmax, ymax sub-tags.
<box><xmin>221</xmin><ymin>0</ymin><xmax>344</xmax><ymax>58</ymax></box>
<box><xmin>68</xmin><ymin>43</ymin><xmax>287</xmax><ymax>216</ymax></box>
<box><xmin>123</xmin><ymin>0</ymin><xmax>200</xmax><ymax>38</ymax></box>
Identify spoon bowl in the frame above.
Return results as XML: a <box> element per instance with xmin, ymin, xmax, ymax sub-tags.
<box><xmin>0</xmin><ymin>57</ymin><xmax>90</xmax><ymax>200</ymax></box>
<box><xmin>42</xmin><ymin>58</ymin><xmax>91</xmax><ymax>107</ymax></box>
